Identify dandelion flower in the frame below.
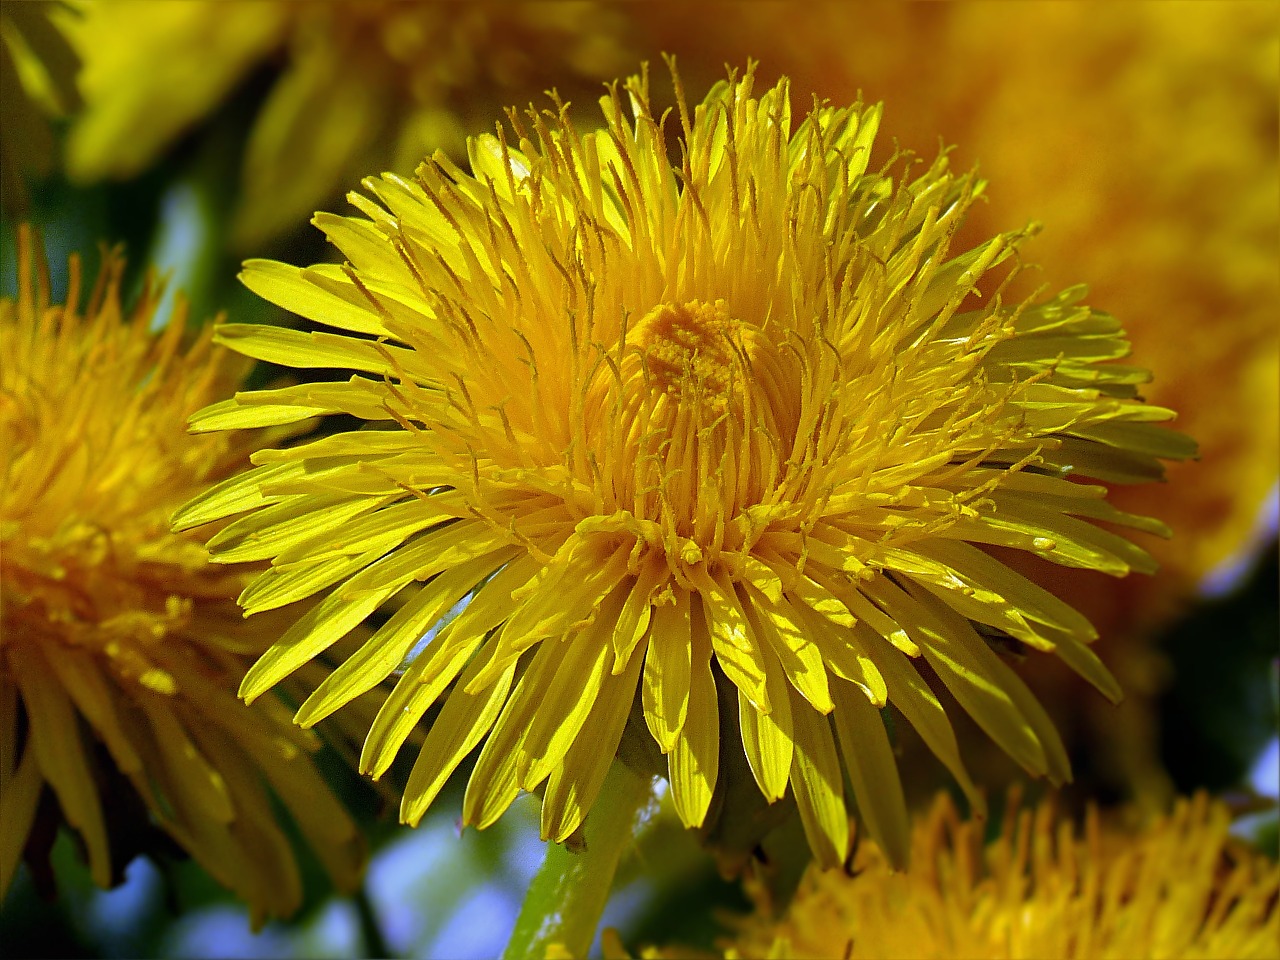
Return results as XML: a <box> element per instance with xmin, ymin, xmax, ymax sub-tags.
<box><xmin>718</xmin><ymin>792</ymin><xmax>1280</xmax><ymax>959</ymax></box>
<box><xmin>0</xmin><ymin>0</ymin><xmax>80</xmax><ymax>211</ymax></box>
<box><xmin>66</xmin><ymin>0</ymin><xmax>646</xmax><ymax>247</ymax></box>
<box><xmin>0</xmin><ymin>228</ymin><xmax>364</xmax><ymax>923</ymax></box>
<box><xmin>180</xmin><ymin>64</ymin><xmax>1193</xmax><ymax>865</ymax></box>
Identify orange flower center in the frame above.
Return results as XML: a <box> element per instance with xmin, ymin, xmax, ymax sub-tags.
<box><xmin>627</xmin><ymin>299</ymin><xmax>757</xmax><ymax>421</ymax></box>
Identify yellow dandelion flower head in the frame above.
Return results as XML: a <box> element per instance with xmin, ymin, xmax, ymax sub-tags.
<box><xmin>0</xmin><ymin>228</ymin><xmax>363</xmax><ymax>923</ymax></box>
<box><xmin>66</xmin><ymin>0</ymin><xmax>641</xmax><ymax>246</ymax></box>
<box><xmin>0</xmin><ymin>0</ymin><xmax>80</xmax><ymax>211</ymax></box>
<box><xmin>721</xmin><ymin>791</ymin><xmax>1280</xmax><ymax>959</ymax></box>
<box><xmin>183</xmin><ymin>63</ymin><xmax>1194</xmax><ymax>862</ymax></box>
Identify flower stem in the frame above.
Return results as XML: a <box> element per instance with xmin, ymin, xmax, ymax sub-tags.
<box><xmin>503</xmin><ymin>762</ymin><xmax>653</xmax><ymax>959</ymax></box>
<box><xmin>355</xmin><ymin>883</ymin><xmax>393</xmax><ymax>959</ymax></box>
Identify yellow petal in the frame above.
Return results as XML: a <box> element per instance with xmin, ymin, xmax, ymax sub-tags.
<box><xmin>691</xmin><ymin>566</ymin><xmax>770</xmax><ymax>713</ymax></box>
<box><xmin>668</xmin><ymin>598</ymin><xmax>719</xmax><ymax>828</ymax></box>
<box><xmin>463</xmin><ymin>638</ymin><xmax>563</xmax><ymax>829</ymax></box>
<box><xmin>313</xmin><ymin>213</ymin><xmax>420</xmax><ymax>291</ymax></box>
<box><xmin>0</xmin><ymin>744</ymin><xmax>43</xmax><ymax>897</ymax></box>
<box><xmin>12</xmin><ymin>646</ymin><xmax>110</xmax><ymax>887</ymax></box>
<box><xmin>136</xmin><ymin>693</ymin><xmax>235</xmax><ymax>827</ymax></box>
<box><xmin>641</xmin><ymin>591</ymin><xmax>692</xmax><ymax>753</ymax></box>
<box><xmin>189</xmin><ymin>378</ymin><xmax>397</xmax><ymax>433</ymax></box>
<box><xmin>331</xmin><ymin>515</ymin><xmax>494</xmax><ymax>592</ymax></box>
<box><xmin>990</xmin><ymin>483</ymin><xmax>1171</xmax><ymax>538</ymax></box>
<box><xmin>185</xmin><ymin>723</ymin><xmax>303</xmax><ymax>919</ymax></box>
<box><xmin>214</xmin><ymin>323</ymin><xmax>412</xmax><ymax>377</ymax></box>
<box><xmin>910</xmin><ymin>539</ymin><xmax>1097</xmax><ymax>641</ymax></box>
<box><xmin>830</xmin><ymin>677</ymin><xmax>910</xmax><ymax>869</ymax></box>
<box><xmin>611</xmin><ymin>555</ymin><xmax>666</xmax><ymax>673</ymax></box>
<box><xmin>758</xmin><ymin>548</ymin><xmax>856</xmax><ymax>628</ymax></box>
<box><xmin>45</xmin><ymin>652</ymin><xmax>141</xmax><ymax>774</ymax></box>
<box><xmin>868</xmin><ymin>578</ymin><xmax>1048</xmax><ymax>778</ymax></box>
<box><xmin>503</xmin><ymin>537</ymin><xmax>632</xmax><ymax>645</ymax></box>
<box><xmin>294</xmin><ymin>549</ymin><xmax>513</xmax><ymax>728</ymax></box>
<box><xmin>968</xmin><ymin>499</ymin><xmax>1157</xmax><ymax>576</ymax></box>
<box><xmin>738</xmin><ymin>641</ymin><xmax>793</xmax><ymax>802</ymax></box>
<box><xmin>291</xmin><ymin>498</ymin><xmax>454</xmax><ymax>572</ymax></box>
<box><xmin>1069</xmin><ymin>419</ymin><xmax>1197</xmax><ymax>460</ymax></box>
<box><xmin>743</xmin><ymin>588</ymin><xmax>834</xmax><ymax>713</ymax></box>
<box><xmin>1052</xmin><ymin>631</ymin><xmax>1122</xmax><ymax>703</ymax></box>
<box><xmin>444</xmin><ymin>556</ymin><xmax>549</xmax><ymax>694</ymax></box>
<box><xmin>207</xmin><ymin>493</ymin><xmax>377</xmax><ymax>564</ymax></box>
<box><xmin>401</xmin><ymin>640</ymin><xmax>516</xmax><ymax>827</ymax></box>
<box><xmin>517</xmin><ymin>611</ymin><xmax>617</xmax><ymax>791</ymax></box>
<box><xmin>237</xmin><ymin>549</ymin><xmax>376</xmax><ymax>615</ymax></box>
<box><xmin>252</xmin><ymin>456</ymin><xmax>412</xmax><ymax>499</ymax></box>
<box><xmin>240</xmin><ymin>581</ymin><xmax>402</xmax><ymax>703</ymax></box>
<box><xmin>833</xmin><ymin>581</ymin><xmax>920</xmax><ymax>657</ymax></box>
<box><xmin>248</xmin><ymin>427</ymin><xmax>428</xmax><ymax>466</ymax></box>
<box><xmin>359</xmin><ymin>620</ymin><xmax>487</xmax><ymax>780</ymax></box>
<box><xmin>788</xmin><ymin>687</ymin><xmax>850</xmax><ymax>868</ymax></box>
<box><xmin>252</xmin><ymin>747</ymin><xmax>365</xmax><ymax>895</ymax></box>
<box><xmin>909</xmin><ymin>584</ymin><xmax>1073</xmax><ymax>786</ymax></box>
<box><xmin>188</xmin><ymin>396</ymin><xmax>331</xmax><ymax>432</ymax></box>
<box><xmin>240</xmin><ymin>258</ymin><xmax>391</xmax><ymax>337</ymax></box>
<box><xmin>862</xmin><ymin>628</ymin><xmax>985</xmax><ymax>819</ymax></box>
<box><xmin>785</xmin><ymin>585</ymin><xmax>886</xmax><ymax>705</ymax></box>
<box><xmin>541</xmin><ymin>632</ymin><xmax>646</xmax><ymax>843</ymax></box>
<box><xmin>171</xmin><ymin>460</ymin><xmax>300</xmax><ymax>531</ymax></box>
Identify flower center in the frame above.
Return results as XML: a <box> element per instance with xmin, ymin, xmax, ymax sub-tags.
<box><xmin>579</xmin><ymin>298</ymin><xmax>786</xmax><ymax>550</ymax></box>
<box><xmin>627</xmin><ymin>299</ymin><xmax>755</xmax><ymax>421</ymax></box>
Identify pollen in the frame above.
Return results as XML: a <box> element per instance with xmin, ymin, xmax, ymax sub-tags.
<box><xmin>629</xmin><ymin>299</ymin><xmax>755</xmax><ymax>418</ymax></box>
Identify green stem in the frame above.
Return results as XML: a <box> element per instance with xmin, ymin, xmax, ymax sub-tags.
<box><xmin>503</xmin><ymin>762</ymin><xmax>653</xmax><ymax>960</ymax></box>
<box><xmin>355</xmin><ymin>883</ymin><xmax>393</xmax><ymax>959</ymax></box>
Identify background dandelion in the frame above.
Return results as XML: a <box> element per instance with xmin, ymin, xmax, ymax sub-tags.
<box><xmin>701</xmin><ymin>792</ymin><xmax>1280</xmax><ymax>959</ymax></box>
<box><xmin>65</xmin><ymin>0</ymin><xmax>648</xmax><ymax>249</ymax></box>
<box><xmin>0</xmin><ymin>229</ymin><xmax>364</xmax><ymax>927</ymax></box>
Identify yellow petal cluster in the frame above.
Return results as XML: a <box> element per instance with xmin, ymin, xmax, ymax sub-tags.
<box><xmin>182</xmin><ymin>64</ymin><xmax>1192</xmax><ymax>865</ymax></box>
<box><xmin>658</xmin><ymin>0</ymin><xmax>1278</xmax><ymax>593</ymax></box>
<box><xmin>0</xmin><ymin>229</ymin><xmax>364</xmax><ymax>924</ymax></box>
<box><xmin>719</xmin><ymin>792</ymin><xmax>1280</xmax><ymax>959</ymax></box>
<box><xmin>66</xmin><ymin>0</ymin><xmax>644</xmax><ymax>247</ymax></box>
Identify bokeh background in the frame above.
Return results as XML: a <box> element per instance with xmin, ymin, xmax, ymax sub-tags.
<box><xmin>1</xmin><ymin>2</ymin><xmax>1276</xmax><ymax>957</ymax></box>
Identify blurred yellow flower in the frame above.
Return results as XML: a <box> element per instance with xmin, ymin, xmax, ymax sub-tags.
<box><xmin>181</xmin><ymin>63</ymin><xmax>1190</xmax><ymax>866</ymax></box>
<box><xmin>0</xmin><ymin>0</ymin><xmax>80</xmax><ymax>211</ymax></box>
<box><xmin>930</xmin><ymin>1</ymin><xmax>1278</xmax><ymax>596</ymax></box>
<box><xmin>65</xmin><ymin>0</ymin><xmax>646</xmax><ymax>248</ymax></box>
<box><xmin>718</xmin><ymin>792</ymin><xmax>1279</xmax><ymax>959</ymax></box>
<box><xmin>0</xmin><ymin>228</ymin><xmax>364</xmax><ymax>924</ymax></box>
